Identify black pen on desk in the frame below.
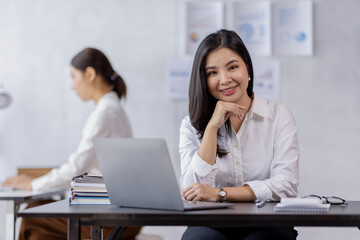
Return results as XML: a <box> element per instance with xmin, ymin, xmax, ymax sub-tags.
<box><xmin>256</xmin><ymin>200</ymin><xmax>266</xmax><ymax>208</ymax></box>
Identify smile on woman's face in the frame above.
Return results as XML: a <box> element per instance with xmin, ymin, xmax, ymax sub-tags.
<box><xmin>205</xmin><ymin>47</ymin><xmax>250</xmax><ymax>104</ymax></box>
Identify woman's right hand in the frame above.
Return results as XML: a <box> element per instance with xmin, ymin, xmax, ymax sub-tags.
<box><xmin>208</xmin><ymin>101</ymin><xmax>245</xmax><ymax>130</ymax></box>
<box><xmin>2</xmin><ymin>174</ymin><xmax>34</xmax><ymax>191</ymax></box>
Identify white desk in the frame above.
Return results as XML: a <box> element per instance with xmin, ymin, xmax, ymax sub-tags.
<box><xmin>0</xmin><ymin>188</ymin><xmax>67</xmax><ymax>240</ymax></box>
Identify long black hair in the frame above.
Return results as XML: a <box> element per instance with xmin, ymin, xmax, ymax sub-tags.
<box><xmin>71</xmin><ymin>47</ymin><xmax>127</xmax><ymax>99</ymax></box>
<box><xmin>188</xmin><ymin>29</ymin><xmax>254</xmax><ymax>157</ymax></box>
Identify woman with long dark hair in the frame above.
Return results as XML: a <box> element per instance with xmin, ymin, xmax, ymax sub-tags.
<box><xmin>3</xmin><ymin>47</ymin><xmax>141</xmax><ymax>239</ymax></box>
<box><xmin>180</xmin><ymin>30</ymin><xmax>299</xmax><ymax>239</ymax></box>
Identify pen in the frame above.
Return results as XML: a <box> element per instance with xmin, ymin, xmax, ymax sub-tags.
<box><xmin>256</xmin><ymin>200</ymin><xmax>266</xmax><ymax>208</ymax></box>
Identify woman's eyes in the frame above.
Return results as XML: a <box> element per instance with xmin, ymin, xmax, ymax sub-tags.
<box><xmin>207</xmin><ymin>71</ymin><xmax>217</xmax><ymax>76</ymax></box>
<box><xmin>229</xmin><ymin>65</ymin><xmax>238</xmax><ymax>70</ymax></box>
<box><xmin>207</xmin><ymin>66</ymin><xmax>238</xmax><ymax>76</ymax></box>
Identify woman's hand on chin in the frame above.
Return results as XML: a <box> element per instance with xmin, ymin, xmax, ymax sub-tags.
<box><xmin>208</xmin><ymin>101</ymin><xmax>246</xmax><ymax>129</ymax></box>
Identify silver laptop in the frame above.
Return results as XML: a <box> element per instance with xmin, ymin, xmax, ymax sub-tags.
<box><xmin>93</xmin><ymin>138</ymin><xmax>234</xmax><ymax>211</ymax></box>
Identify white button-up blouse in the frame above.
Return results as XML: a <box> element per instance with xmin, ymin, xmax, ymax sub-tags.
<box><xmin>32</xmin><ymin>91</ymin><xmax>132</xmax><ymax>191</ymax></box>
<box><xmin>179</xmin><ymin>94</ymin><xmax>299</xmax><ymax>201</ymax></box>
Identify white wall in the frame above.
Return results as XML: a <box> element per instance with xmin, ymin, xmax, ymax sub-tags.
<box><xmin>0</xmin><ymin>0</ymin><xmax>359</xmax><ymax>239</ymax></box>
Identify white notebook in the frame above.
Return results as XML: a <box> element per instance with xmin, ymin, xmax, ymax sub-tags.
<box><xmin>275</xmin><ymin>198</ymin><xmax>330</xmax><ymax>212</ymax></box>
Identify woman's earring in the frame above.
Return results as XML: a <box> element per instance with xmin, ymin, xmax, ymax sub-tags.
<box><xmin>248</xmin><ymin>76</ymin><xmax>251</xmax><ymax>81</ymax></box>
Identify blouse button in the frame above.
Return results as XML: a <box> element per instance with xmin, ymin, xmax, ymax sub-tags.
<box><xmin>234</xmin><ymin>143</ymin><xmax>238</xmax><ymax>147</ymax></box>
<box><xmin>237</xmin><ymin>180</ymin><xmax>241</xmax><ymax>185</ymax></box>
<box><xmin>235</xmin><ymin>161</ymin><xmax>240</xmax><ymax>166</ymax></box>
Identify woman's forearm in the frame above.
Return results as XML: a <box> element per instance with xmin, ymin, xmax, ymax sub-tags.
<box><xmin>198</xmin><ymin>124</ymin><xmax>219</xmax><ymax>166</ymax></box>
<box><xmin>222</xmin><ymin>185</ymin><xmax>257</xmax><ymax>202</ymax></box>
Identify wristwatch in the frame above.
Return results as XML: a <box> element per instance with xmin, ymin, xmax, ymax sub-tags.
<box><xmin>217</xmin><ymin>188</ymin><xmax>227</xmax><ymax>202</ymax></box>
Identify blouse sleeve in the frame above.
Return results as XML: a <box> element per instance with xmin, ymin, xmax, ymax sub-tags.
<box><xmin>244</xmin><ymin>106</ymin><xmax>300</xmax><ymax>201</ymax></box>
<box><xmin>31</xmin><ymin>109</ymin><xmax>122</xmax><ymax>191</ymax></box>
<box><xmin>179</xmin><ymin>116</ymin><xmax>219</xmax><ymax>190</ymax></box>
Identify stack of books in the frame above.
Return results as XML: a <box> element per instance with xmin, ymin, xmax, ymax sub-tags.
<box><xmin>274</xmin><ymin>198</ymin><xmax>330</xmax><ymax>212</ymax></box>
<box><xmin>69</xmin><ymin>172</ymin><xmax>110</xmax><ymax>205</ymax></box>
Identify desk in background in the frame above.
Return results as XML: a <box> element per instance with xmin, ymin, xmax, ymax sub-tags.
<box><xmin>0</xmin><ymin>167</ymin><xmax>64</xmax><ymax>240</ymax></box>
<box><xmin>18</xmin><ymin>199</ymin><xmax>360</xmax><ymax>240</ymax></box>
<box><xmin>0</xmin><ymin>188</ymin><xmax>67</xmax><ymax>240</ymax></box>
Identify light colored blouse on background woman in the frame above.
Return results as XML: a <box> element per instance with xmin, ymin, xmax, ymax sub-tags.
<box><xmin>32</xmin><ymin>91</ymin><xmax>132</xmax><ymax>191</ymax></box>
<box><xmin>179</xmin><ymin>94</ymin><xmax>299</xmax><ymax>202</ymax></box>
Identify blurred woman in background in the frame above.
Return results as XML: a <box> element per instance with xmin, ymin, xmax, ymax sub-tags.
<box><xmin>3</xmin><ymin>47</ymin><xmax>141</xmax><ymax>239</ymax></box>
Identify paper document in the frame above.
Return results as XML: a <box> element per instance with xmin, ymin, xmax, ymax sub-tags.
<box><xmin>272</xmin><ymin>1</ymin><xmax>313</xmax><ymax>56</ymax></box>
<box><xmin>164</xmin><ymin>59</ymin><xmax>192</xmax><ymax>100</ymax></box>
<box><xmin>253</xmin><ymin>58</ymin><xmax>280</xmax><ymax>100</ymax></box>
<box><xmin>275</xmin><ymin>198</ymin><xmax>330</xmax><ymax>212</ymax></box>
<box><xmin>186</xmin><ymin>1</ymin><xmax>224</xmax><ymax>55</ymax></box>
<box><xmin>233</xmin><ymin>1</ymin><xmax>271</xmax><ymax>56</ymax></box>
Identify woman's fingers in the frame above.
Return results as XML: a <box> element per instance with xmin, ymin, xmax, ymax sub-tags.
<box><xmin>182</xmin><ymin>185</ymin><xmax>191</xmax><ymax>195</ymax></box>
<box><xmin>234</xmin><ymin>105</ymin><xmax>245</xmax><ymax>120</ymax></box>
<box><xmin>2</xmin><ymin>174</ymin><xmax>33</xmax><ymax>190</ymax></box>
<box><xmin>220</xmin><ymin>102</ymin><xmax>245</xmax><ymax>120</ymax></box>
<box><xmin>229</xmin><ymin>104</ymin><xmax>242</xmax><ymax>120</ymax></box>
<box><xmin>182</xmin><ymin>184</ymin><xmax>197</xmax><ymax>199</ymax></box>
<box><xmin>185</xmin><ymin>192</ymin><xmax>197</xmax><ymax>201</ymax></box>
<box><xmin>182</xmin><ymin>183</ymin><xmax>217</xmax><ymax>202</ymax></box>
<box><xmin>210</xmin><ymin>103</ymin><xmax>239</xmax><ymax>128</ymax></box>
<box><xmin>183</xmin><ymin>183</ymin><xmax>201</xmax><ymax>201</ymax></box>
<box><xmin>216</xmin><ymin>102</ymin><xmax>241</xmax><ymax>116</ymax></box>
<box><xmin>1</xmin><ymin>178</ymin><xmax>11</xmax><ymax>187</ymax></box>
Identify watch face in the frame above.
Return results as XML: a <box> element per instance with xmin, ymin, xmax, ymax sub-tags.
<box><xmin>219</xmin><ymin>190</ymin><xmax>226</xmax><ymax>197</ymax></box>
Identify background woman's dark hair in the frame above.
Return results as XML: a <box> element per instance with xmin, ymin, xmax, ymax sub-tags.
<box><xmin>188</xmin><ymin>29</ymin><xmax>254</xmax><ymax>157</ymax></box>
<box><xmin>71</xmin><ymin>47</ymin><xmax>126</xmax><ymax>99</ymax></box>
